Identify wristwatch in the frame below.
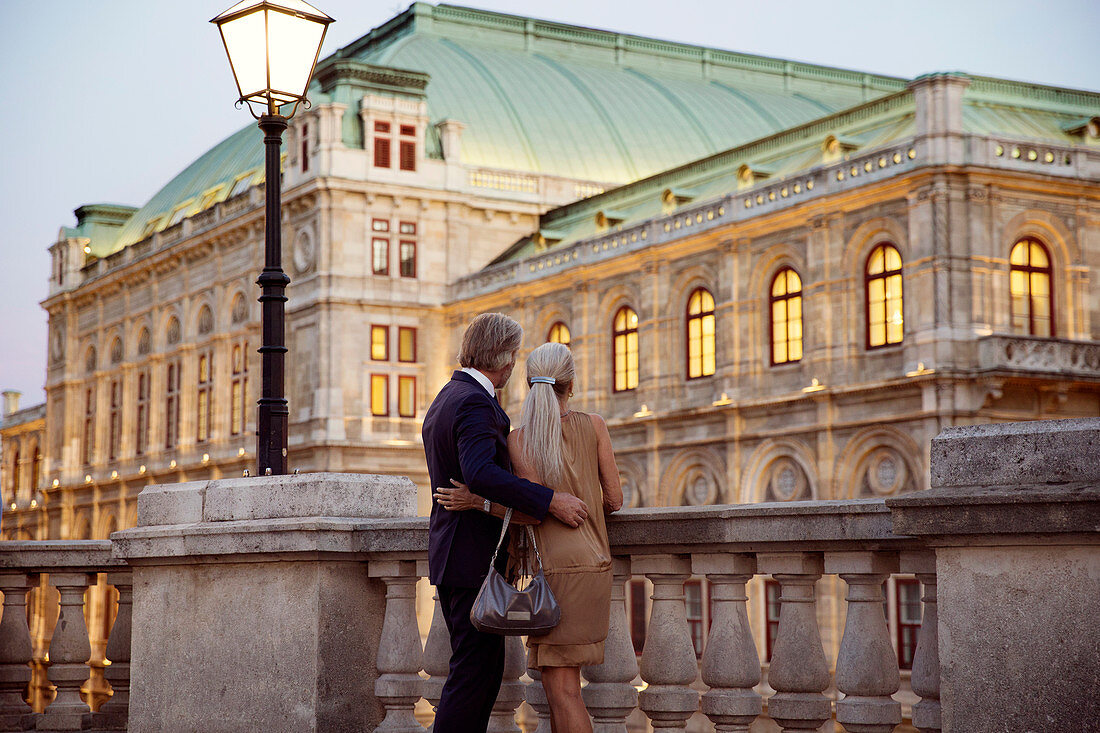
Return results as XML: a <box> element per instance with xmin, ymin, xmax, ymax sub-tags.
<box><xmin>483</xmin><ymin>499</ymin><xmax>492</xmax><ymax>513</ymax></box>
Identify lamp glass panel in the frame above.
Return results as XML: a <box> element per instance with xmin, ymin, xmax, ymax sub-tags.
<box><xmin>267</xmin><ymin>9</ymin><xmax>325</xmax><ymax>99</ymax></box>
<box><xmin>219</xmin><ymin>10</ymin><xmax>268</xmax><ymax>98</ymax></box>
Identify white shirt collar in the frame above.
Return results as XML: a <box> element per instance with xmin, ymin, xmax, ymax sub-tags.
<box><xmin>461</xmin><ymin>367</ymin><xmax>496</xmax><ymax>397</ymax></box>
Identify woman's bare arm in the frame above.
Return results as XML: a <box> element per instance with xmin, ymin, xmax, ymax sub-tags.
<box><xmin>589</xmin><ymin>413</ymin><xmax>624</xmax><ymax>512</ymax></box>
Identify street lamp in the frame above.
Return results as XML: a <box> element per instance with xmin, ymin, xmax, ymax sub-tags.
<box><xmin>212</xmin><ymin>0</ymin><xmax>333</xmax><ymax>475</ymax></box>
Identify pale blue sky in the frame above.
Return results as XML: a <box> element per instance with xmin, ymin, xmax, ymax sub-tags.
<box><xmin>1</xmin><ymin>0</ymin><xmax>1098</xmax><ymax>405</ymax></box>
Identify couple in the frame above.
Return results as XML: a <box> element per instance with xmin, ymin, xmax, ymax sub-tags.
<box><xmin>423</xmin><ymin>312</ymin><xmax>623</xmax><ymax>733</ymax></box>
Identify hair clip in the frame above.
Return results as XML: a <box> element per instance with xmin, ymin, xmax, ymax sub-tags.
<box><xmin>530</xmin><ymin>376</ymin><xmax>556</xmax><ymax>385</ymax></box>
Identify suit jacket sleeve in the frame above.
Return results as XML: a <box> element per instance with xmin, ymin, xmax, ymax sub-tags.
<box><xmin>454</xmin><ymin>397</ymin><xmax>553</xmax><ymax>520</ymax></box>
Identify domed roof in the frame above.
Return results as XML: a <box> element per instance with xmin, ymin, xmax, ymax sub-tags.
<box><xmin>104</xmin><ymin>2</ymin><xmax>906</xmax><ymax>254</ymax></box>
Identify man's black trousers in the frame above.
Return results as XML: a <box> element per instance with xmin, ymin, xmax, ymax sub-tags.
<box><xmin>433</xmin><ymin>584</ymin><xmax>505</xmax><ymax>733</ymax></box>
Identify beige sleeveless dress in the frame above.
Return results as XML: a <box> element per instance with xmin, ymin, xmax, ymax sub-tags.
<box><xmin>525</xmin><ymin>411</ymin><xmax>612</xmax><ymax>668</ymax></box>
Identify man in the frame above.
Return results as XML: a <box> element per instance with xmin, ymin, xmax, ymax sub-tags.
<box><xmin>422</xmin><ymin>313</ymin><xmax>589</xmax><ymax>732</ymax></box>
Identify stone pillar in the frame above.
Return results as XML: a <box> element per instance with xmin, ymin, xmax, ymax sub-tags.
<box><xmin>487</xmin><ymin>636</ymin><xmax>525</xmax><ymax>733</ymax></box>
<box><xmin>582</xmin><ymin>557</ymin><xmax>638</xmax><ymax>733</ymax></box>
<box><xmin>524</xmin><ymin>669</ymin><xmax>552</xmax><ymax>733</ymax></box>
<box><xmin>634</xmin><ymin>555</ymin><xmax>699</xmax><ymax>732</ymax></box>
<box><xmin>756</xmin><ymin>553</ymin><xmax>830</xmax><ymax>732</ymax></box>
<box><xmin>907</xmin><ymin>72</ymin><xmax>971</xmax><ymax>166</ymax></box>
<box><xmin>39</xmin><ymin>572</ymin><xmax>95</xmax><ymax>731</ymax></box>
<box><xmin>887</xmin><ymin>418</ymin><xmax>1100</xmax><ymax>732</ymax></box>
<box><xmin>901</xmin><ymin>552</ymin><xmax>940</xmax><ymax>733</ymax></box>
<box><xmin>693</xmin><ymin>553</ymin><xmax>761</xmax><ymax>733</ymax></box>
<box><xmin>0</xmin><ymin>572</ymin><xmax>34</xmax><ymax>730</ymax></box>
<box><xmin>93</xmin><ymin>570</ymin><xmax>133</xmax><ymax>729</ymax></box>
<box><xmin>370</xmin><ymin>559</ymin><xmax>424</xmax><ymax>733</ymax></box>
<box><xmin>421</xmin><ymin>593</ymin><xmax>450</xmax><ymax>731</ymax></box>
<box><xmin>824</xmin><ymin>551</ymin><xmax>901</xmax><ymax>733</ymax></box>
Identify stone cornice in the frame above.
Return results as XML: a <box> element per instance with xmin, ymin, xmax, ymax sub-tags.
<box><xmin>314</xmin><ymin>58</ymin><xmax>430</xmax><ymax>98</ymax></box>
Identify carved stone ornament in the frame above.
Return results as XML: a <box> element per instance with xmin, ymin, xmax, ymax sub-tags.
<box><xmin>292</xmin><ymin>230</ymin><xmax>316</xmax><ymax>275</ymax></box>
<box><xmin>50</xmin><ymin>326</ymin><xmax>66</xmax><ymax>363</ymax></box>
<box><xmin>766</xmin><ymin>457</ymin><xmax>808</xmax><ymax>501</ymax></box>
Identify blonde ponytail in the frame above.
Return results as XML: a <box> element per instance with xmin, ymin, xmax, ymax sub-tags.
<box><xmin>518</xmin><ymin>342</ymin><xmax>575</xmax><ymax>489</ymax></box>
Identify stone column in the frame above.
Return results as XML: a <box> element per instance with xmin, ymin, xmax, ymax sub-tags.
<box><xmin>421</xmin><ymin>593</ymin><xmax>450</xmax><ymax>731</ymax></box>
<box><xmin>370</xmin><ymin>559</ymin><xmax>424</xmax><ymax>732</ymax></box>
<box><xmin>756</xmin><ymin>553</ymin><xmax>830</xmax><ymax>732</ymax></box>
<box><xmin>901</xmin><ymin>552</ymin><xmax>940</xmax><ymax>733</ymax></box>
<box><xmin>582</xmin><ymin>557</ymin><xmax>639</xmax><ymax>733</ymax></box>
<box><xmin>825</xmin><ymin>551</ymin><xmax>901</xmax><ymax>732</ymax></box>
<box><xmin>634</xmin><ymin>555</ymin><xmax>699</xmax><ymax>731</ymax></box>
<box><xmin>39</xmin><ymin>572</ymin><xmax>95</xmax><ymax>731</ymax></box>
<box><xmin>93</xmin><ymin>570</ymin><xmax>133</xmax><ymax>729</ymax></box>
<box><xmin>693</xmin><ymin>553</ymin><xmax>761</xmax><ymax>733</ymax></box>
<box><xmin>487</xmin><ymin>636</ymin><xmax>525</xmax><ymax>733</ymax></box>
<box><xmin>524</xmin><ymin>669</ymin><xmax>552</xmax><ymax>733</ymax></box>
<box><xmin>0</xmin><ymin>572</ymin><xmax>34</xmax><ymax>730</ymax></box>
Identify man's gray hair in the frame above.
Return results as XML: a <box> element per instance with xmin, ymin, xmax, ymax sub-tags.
<box><xmin>458</xmin><ymin>313</ymin><xmax>524</xmax><ymax>372</ymax></box>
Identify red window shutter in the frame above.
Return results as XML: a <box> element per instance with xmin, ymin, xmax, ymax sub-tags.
<box><xmin>374</xmin><ymin>137</ymin><xmax>391</xmax><ymax>168</ymax></box>
<box><xmin>399</xmin><ymin>140</ymin><xmax>416</xmax><ymax>171</ymax></box>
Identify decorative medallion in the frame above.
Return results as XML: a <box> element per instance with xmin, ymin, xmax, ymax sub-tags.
<box><xmin>766</xmin><ymin>457</ymin><xmax>808</xmax><ymax>501</ymax></box>
<box><xmin>49</xmin><ymin>326</ymin><xmax>65</xmax><ymax>363</ymax></box>
<box><xmin>292</xmin><ymin>230</ymin><xmax>316</xmax><ymax>275</ymax></box>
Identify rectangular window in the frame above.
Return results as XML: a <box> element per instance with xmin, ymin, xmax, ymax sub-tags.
<box><xmin>372</xmin><ymin>218</ymin><xmax>390</xmax><ymax>232</ymax></box>
<box><xmin>398</xmin><ymin>376</ymin><xmax>416</xmax><ymax>417</ymax></box>
<box><xmin>399</xmin><ymin>125</ymin><xmax>416</xmax><ymax>171</ymax></box>
<box><xmin>765</xmin><ymin>579</ymin><xmax>781</xmax><ymax>662</ymax></box>
<box><xmin>373</xmin><ymin>121</ymin><xmax>391</xmax><ymax>168</ymax></box>
<box><xmin>399</xmin><ymin>240</ymin><xmax>416</xmax><ymax>278</ymax></box>
<box><xmin>685</xmin><ymin>579</ymin><xmax>705</xmax><ymax>658</ymax></box>
<box><xmin>231</xmin><ymin>343</ymin><xmax>248</xmax><ymax>436</ymax></box>
<box><xmin>372</xmin><ymin>238</ymin><xmax>389</xmax><ymax>275</ymax></box>
<box><xmin>371</xmin><ymin>325</ymin><xmax>389</xmax><ymax>361</ymax></box>
<box><xmin>165</xmin><ymin>361</ymin><xmax>180</xmax><ymax>449</ymax></box>
<box><xmin>108</xmin><ymin>380</ymin><xmax>121</xmax><ymax>460</ymax></box>
<box><xmin>397</xmin><ymin>327</ymin><xmax>416</xmax><ymax>363</ymax></box>
<box><xmin>300</xmin><ymin>123</ymin><xmax>309</xmax><ymax>173</ymax></box>
<box><xmin>896</xmin><ymin>579</ymin><xmax>922</xmax><ymax>670</ymax></box>
<box><xmin>370</xmin><ymin>374</ymin><xmax>389</xmax><ymax>416</ymax></box>
<box><xmin>399</xmin><ymin>221</ymin><xmax>416</xmax><ymax>235</ymax></box>
<box><xmin>82</xmin><ymin>387</ymin><xmax>96</xmax><ymax>465</ymax></box>
<box><xmin>136</xmin><ymin>371</ymin><xmax>149</xmax><ymax>456</ymax></box>
<box><xmin>629</xmin><ymin>579</ymin><xmax>647</xmax><ymax>655</ymax></box>
<box><xmin>197</xmin><ymin>352</ymin><xmax>213</xmax><ymax>443</ymax></box>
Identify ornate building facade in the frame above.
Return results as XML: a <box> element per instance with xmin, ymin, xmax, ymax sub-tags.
<box><xmin>2</xmin><ymin>3</ymin><xmax>1099</xmax><ymax>711</ymax></box>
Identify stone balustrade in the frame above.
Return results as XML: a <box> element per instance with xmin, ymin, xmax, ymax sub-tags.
<box><xmin>0</xmin><ymin>418</ymin><xmax>1096</xmax><ymax>732</ymax></box>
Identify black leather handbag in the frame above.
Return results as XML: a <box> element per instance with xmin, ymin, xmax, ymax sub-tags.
<box><xmin>470</xmin><ymin>508</ymin><xmax>561</xmax><ymax>636</ymax></box>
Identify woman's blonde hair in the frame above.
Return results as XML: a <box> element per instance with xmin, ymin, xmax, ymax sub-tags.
<box><xmin>518</xmin><ymin>342</ymin><xmax>574</xmax><ymax>488</ymax></box>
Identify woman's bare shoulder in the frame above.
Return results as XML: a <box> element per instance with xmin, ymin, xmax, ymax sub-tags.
<box><xmin>586</xmin><ymin>412</ymin><xmax>609</xmax><ymax>433</ymax></box>
<box><xmin>507</xmin><ymin>426</ymin><xmax>526</xmax><ymax>449</ymax></box>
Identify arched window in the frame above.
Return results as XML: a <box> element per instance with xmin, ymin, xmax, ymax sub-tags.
<box><xmin>11</xmin><ymin>449</ymin><xmax>20</xmax><ymax>494</ymax></box>
<box><xmin>231</xmin><ymin>293</ymin><xmax>248</xmax><ymax>324</ymax></box>
<box><xmin>166</xmin><ymin>317</ymin><xmax>181</xmax><ymax>346</ymax></box>
<box><xmin>866</xmin><ymin>244</ymin><xmax>904</xmax><ymax>348</ymax></box>
<box><xmin>686</xmin><ymin>288</ymin><xmax>715</xmax><ymax>378</ymax></box>
<box><xmin>85</xmin><ymin>346</ymin><xmax>97</xmax><ymax>373</ymax></box>
<box><xmin>110</xmin><ymin>337</ymin><xmax>123</xmax><ymax>364</ymax></box>
<box><xmin>547</xmin><ymin>321</ymin><xmax>571</xmax><ymax>346</ymax></box>
<box><xmin>197</xmin><ymin>305</ymin><xmax>214</xmax><ymax>336</ymax></box>
<box><xmin>31</xmin><ymin>446</ymin><xmax>41</xmax><ymax>491</ymax></box>
<box><xmin>1010</xmin><ymin>238</ymin><xmax>1054</xmax><ymax>337</ymax></box>
<box><xmin>612</xmin><ymin>307</ymin><xmax>639</xmax><ymax>392</ymax></box>
<box><xmin>137</xmin><ymin>327</ymin><xmax>151</xmax><ymax>356</ymax></box>
<box><xmin>770</xmin><ymin>268</ymin><xmax>803</xmax><ymax>365</ymax></box>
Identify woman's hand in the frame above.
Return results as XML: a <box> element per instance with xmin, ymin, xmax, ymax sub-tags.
<box><xmin>433</xmin><ymin>479</ymin><xmax>484</xmax><ymax>512</ymax></box>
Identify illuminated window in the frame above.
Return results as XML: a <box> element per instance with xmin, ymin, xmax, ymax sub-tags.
<box><xmin>398</xmin><ymin>327</ymin><xmax>416</xmax><ymax>363</ymax></box>
<box><xmin>612</xmin><ymin>306</ymin><xmax>639</xmax><ymax>392</ymax></box>
<box><xmin>1010</xmin><ymin>238</ymin><xmax>1054</xmax><ymax>337</ymax></box>
<box><xmin>686</xmin><ymin>288</ymin><xmax>716</xmax><ymax>378</ymax></box>
<box><xmin>108</xmin><ymin>380</ymin><xmax>121</xmax><ymax>460</ymax></box>
<box><xmin>399</xmin><ymin>124</ymin><xmax>416</xmax><ymax>171</ymax></box>
<box><xmin>764</xmin><ymin>579</ymin><xmax>781</xmax><ymax>662</ymax></box>
<box><xmin>547</xmin><ymin>321</ymin><xmax>571</xmax><ymax>346</ymax></box>
<box><xmin>136</xmin><ymin>372</ymin><xmax>150</xmax><ymax>456</ymax></box>
<box><xmin>398</xmin><ymin>376</ymin><xmax>416</xmax><ymax>417</ymax></box>
<box><xmin>165</xmin><ymin>361</ymin><xmax>180</xmax><ymax>449</ymax></box>
<box><xmin>866</xmin><ymin>244</ymin><xmax>904</xmax><ymax>348</ymax></box>
<box><xmin>373</xmin><ymin>121</ymin><xmax>391</xmax><ymax>168</ymax></box>
<box><xmin>197</xmin><ymin>352</ymin><xmax>213</xmax><ymax>443</ymax></box>
<box><xmin>371</xmin><ymin>374</ymin><xmax>389</xmax><ymax>416</ymax></box>
<box><xmin>82</xmin><ymin>387</ymin><xmax>95</xmax><ymax>465</ymax></box>
<box><xmin>371</xmin><ymin>326</ymin><xmax>389</xmax><ymax>361</ymax></box>
<box><xmin>770</xmin><ymin>268</ymin><xmax>803</xmax><ymax>365</ymax></box>
<box><xmin>231</xmin><ymin>343</ymin><xmax>248</xmax><ymax>436</ymax></box>
<box><xmin>896</xmin><ymin>579</ymin><xmax>922</xmax><ymax>670</ymax></box>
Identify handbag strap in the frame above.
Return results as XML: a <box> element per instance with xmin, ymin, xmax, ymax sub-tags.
<box><xmin>487</xmin><ymin>507</ymin><xmax>545</xmax><ymax>574</ymax></box>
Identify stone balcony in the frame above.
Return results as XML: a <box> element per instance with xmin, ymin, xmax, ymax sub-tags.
<box><xmin>977</xmin><ymin>334</ymin><xmax>1100</xmax><ymax>378</ymax></box>
<box><xmin>1</xmin><ymin>418</ymin><xmax>1098</xmax><ymax>733</ymax></box>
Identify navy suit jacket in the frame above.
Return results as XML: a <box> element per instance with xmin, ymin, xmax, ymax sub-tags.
<box><xmin>422</xmin><ymin>371</ymin><xmax>554</xmax><ymax>587</ymax></box>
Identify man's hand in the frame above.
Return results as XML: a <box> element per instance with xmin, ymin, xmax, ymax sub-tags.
<box><xmin>548</xmin><ymin>491</ymin><xmax>588</xmax><ymax>528</ymax></box>
<box><xmin>433</xmin><ymin>479</ymin><xmax>482</xmax><ymax>511</ymax></box>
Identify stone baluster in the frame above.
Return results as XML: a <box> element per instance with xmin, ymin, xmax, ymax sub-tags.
<box><xmin>693</xmin><ymin>554</ymin><xmax>761</xmax><ymax>733</ymax></box>
<box><xmin>582</xmin><ymin>557</ymin><xmax>639</xmax><ymax>733</ymax></box>
<box><xmin>487</xmin><ymin>635</ymin><xmax>526</xmax><ymax>733</ymax></box>
<box><xmin>0</xmin><ymin>572</ymin><xmax>35</xmax><ymax>730</ymax></box>
<box><xmin>825</xmin><ymin>552</ymin><xmax>901</xmax><ymax>732</ymax></box>
<box><xmin>902</xmin><ymin>552</ymin><xmax>940</xmax><ymax>733</ymax></box>
<box><xmin>635</xmin><ymin>555</ymin><xmax>699</xmax><ymax>731</ymax></box>
<box><xmin>370</xmin><ymin>560</ymin><xmax>424</xmax><ymax>732</ymax></box>
<box><xmin>93</xmin><ymin>570</ymin><xmax>133</xmax><ymax>729</ymax></box>
<box><xmin>422</xmin><ymin>591</ymin><xmax>450</xmax><ymax>731</ymax></box>
<box><xmin>756</xmin><ymin>553</ymin><xmax>830</xmax><ymax>732</ymax></box>
<box><xmin>524</xmin><ymin>669</ymin><xmax>552</xmax><ymax>733</ymax></box>
<box><xmin>39</xmin><ymin>572</ymin><xmax>95</xmax><ymax>731</ymax></box>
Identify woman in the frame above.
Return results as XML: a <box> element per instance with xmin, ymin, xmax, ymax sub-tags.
<box><xmin>434</xmin><ymin>341</ymin><xmax>623</xmax><ymax>732</ymax></box>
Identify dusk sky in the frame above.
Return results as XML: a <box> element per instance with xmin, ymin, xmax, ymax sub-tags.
<box><xmin>2</xmin><ymin>0</ymin><xmax>1098</xmax><ymax>405</ymax></box>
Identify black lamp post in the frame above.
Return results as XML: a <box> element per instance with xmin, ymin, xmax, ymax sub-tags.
<box><xmin>212</xmin><ymin>0</ymin><xmax>333</xmax><ymax>475</ymax></box>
